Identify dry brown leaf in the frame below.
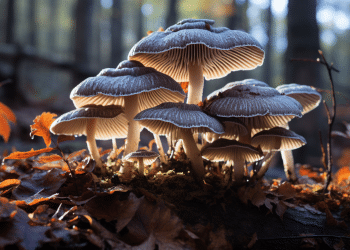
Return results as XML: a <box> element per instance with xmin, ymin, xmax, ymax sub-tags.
<box><xmin>0</xmin><ymin>115</ymin><xmax>11</xmax><ymax>143</ymax></box>
<box><xmin>276</xmin><ymin>182</ymin><xmax>296</xmax><ymax>200</ymax></box>
<box><xmin>247</xmin><ymin>232</ymin><xmax>258</xmax><ymax>249</ymax></box>
<box><xmin>37</xmin><ymin>154</ymin><xmax>63</xmax><ymax>164</ymax></box>
<box><xmin>4</xmin><ymin>147</ymin><xmax>55</xmax><ymax>160</ymax></box>
<box><xmin>334</xmin><ymin>166</ymin><xmax>350</xmax><ymax>184</ymax></box>
<box><xmin>0</xmin><ymin>179</ymin><xmax>21</xmax><ymax>190</ymax></box>
<box><xmin>275</xmin><ymin>200</ymin><xmax>288</xmax><ymax>220</ymax></box>
<box><xmin>30</xmin><ymin>112</ymin><xmax>57</xmax><ymax>147</ymax></box>
<box><xmin>0</xmin><ymin>102</ymin><xmax>16</xmax><ymax>124</ymax></box>
<box><xmin>208</xmin><ymin>226</ymin><xmax>232</xmax><ymax>250</ymax></box>
<box><xmin>148</xmin><ymin>139</ymin><xmax>155</xmax><ymax>151</ymax></box>
<box><xmin>67</xmin><ymin>149</ymin><xmax>87</xmax><ymax>161</ymax></box>
<box><xmin>180</xmin><ymin>82</ymin><xmax>189</xmax><ymax>93</ymax></box>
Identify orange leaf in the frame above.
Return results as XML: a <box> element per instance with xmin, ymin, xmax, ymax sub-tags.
<box><xmin>147</xmin><ymin>30</ymin><xmax>153</xmax><ymax>35</ymax></box>
<box><xmin>57</xmin><ymin>135</ymin><xmax>75</xmax><ymax>144</ymax></box>
<box><xmin>0</xmin><ymin>102</ymin><xmax>16</xmax><ymax>124</ymax></box>
<box><xmin>30</xmin><ymin>112</ymin><xmax>57</xmax><ymax>147</ymax></box>
<box><xmin>67</xmin><ymin>149</ymin><xmax>87</xmax><ymax>160</ymax></box>
<box><xmin>100</xmin><ymin>149</ymin><xmax>112</xmax><ymax>157</ymax></box>
<box><xmin>180</xmin><ymin>82</ymin><xmax>189</xmax><ymax>93</ymax></box>
<box><xmin>0</xmin><ymin>114</ymin><xmax>10</xmax><ymax>143</ymax></box>
<box><xmin>157</xmin><ymin>27</ymin><xmax>164</xmax><ymax>32</ymax></box>
<box><xmin>4</xmin><ymin>147</ymin><xmax>55</xmax><ymax>160</ymax></box>
<box><xmin>0</xmin><ymin>179</ymin><xmax>21</xmax><ymax>189</ymax></box>
<box><xmin>37</xmin><ymin>154</ymin><xmax>63</xmax><ymax>163</ymax></box>
<box><xmin>334</xmin><ymin>166</ymin><xmax>350</xmax><ymax>184</ymax></box>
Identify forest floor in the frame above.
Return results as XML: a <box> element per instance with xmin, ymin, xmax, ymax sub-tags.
<box><xmin>1</xmin><ymin>145</ymin><xmax>350</xmax><ymax>250</ymax></box>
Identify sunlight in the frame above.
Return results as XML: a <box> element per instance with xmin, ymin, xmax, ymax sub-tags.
<box><xmin>271</xmin><ymin>0</ymin><xmax>288</xmax><ymax>18</ymax></box>
<box><xmin>317</xmin><ymin>6</ymin><xmax>335</xmax><ymax>25</ymax></box>
<box><xmin>141</xmin><ymin>4</ymin><xmax>154</xmax><ymax>16</ymax></box>
<box><xmin>334</xmin><ymin>11</ymin><xmax>350</xmax><ymax>31</ymax></box>
<box><xmin>249</xmin><ymin>0</ymin><xmax>270</xmax><ymax>9</ymax></box>
<box><xmin>321</xmin><ymin>30</ymin><xmax>337</xmax><ymax>46</ymax></box>
<box><xmin>250</xmin><ymin>24</ymin><xmax>268</xmax><ymax>47</ymax></box>
<box><xmin>100</xmin><ymin>0</ymin><xmax>113</xmax><ymax>9</ymax></box>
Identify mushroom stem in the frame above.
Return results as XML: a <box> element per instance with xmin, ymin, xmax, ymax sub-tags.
<box><xmin>137</xmin><ymin>157</ymin><xmax>144</xmax><ymax>175</ymax></box>
<box><xmin>86</xmin><ymin>118</ymin><xmax>104</xmax><ymax>174</ymax></box>
<box><xmin>124</xmin><ymin>95</ymin><xmax>140</xmax><ymax>155</ymax></box>
<box><xmin>281</xmin><ymin>150</ymin><xmax>297</xmax><ymax>181</ymax></box>
<box><xmin>230</xmin><ymin>160</ymin><xmax>245</xmax><ymax>182</ymax></box>
<box><xmin>256</xmin><ymin>151</ymin><xmax>276</xmax><ymax>180</ymax></box>
<box><xmin>180</xmin><ymin>129</ymin><xmax>205</xmax><ymax>179</ymax></box>
<box><xmin>112</xmin><ymin>138</ymin><xmax>117</xmax><ymax>151</ymax></box>
<box><xmin>187</xmin><ymin>61</ymin><xmax>204</xmax><ymax>104</ymax></box>
<box><xmin>153</xmin><ymin>133</ymin><xmax>166</xmax><ymax>163</ymax></box>
<box><xmin>280</xmin><ymin>124</ymin><xmax>297</xmax><ymax>181</ymax></box>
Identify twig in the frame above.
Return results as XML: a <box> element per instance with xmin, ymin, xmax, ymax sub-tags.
<box><xmin>291</xmin><ymin>50</ymin><xmax>338</xmax><ymax>192</ymax></box>
<box><xmin>318</xmin><ymin>131</ymin><xmax>327</xmax><ymax>169</ymax></box>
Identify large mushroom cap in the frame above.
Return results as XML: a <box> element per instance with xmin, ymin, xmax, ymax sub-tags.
<box><xmin>201</xmin><ymin>138</ymin><xmax>263</xmax><ymax>162</ymax></box>
<box><xmin>70</xmin><ymin>60</ymin><xmax>186</xmax><ymax>109</ymax></box>
<box><xmin>251</xmin><ymin>127</ymin><xmax>306</xmax><ymax>151</ymax></box>
<box><xmin>128</xmin><ymin>19</ymin><xmax>264</xmax><ymax>82</ymax></box>
<box><xmin>50</xmin><ymin>105</ymin><xmax>128</xmax><ymax>140</ymax></box>
<box><xmin>134</xmin><ymin>102</ymin><xmax>224</xmax><ymax>137</ymax></box>
<box><xmin>276</xmin><ymin>84</ymin><xmax>322</xmax><ymax>115</ymax></box>
<box><xmin>124</xmin><ymin>149</ymin><xmax>159</xmax><ymax>165</ymax></box>
<box><xmin>204</xmin><ymin>82</ymin><xmax>303</xmax><ymax>132</ymax></box>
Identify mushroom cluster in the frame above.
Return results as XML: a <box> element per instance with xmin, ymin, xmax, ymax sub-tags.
<box><xmin>50</xmin><ymin>18</ymin><xmax>321</xmax><ymax>184</ymax></box>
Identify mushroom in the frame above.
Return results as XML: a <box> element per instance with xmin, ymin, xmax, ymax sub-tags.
<box><xmin>123</xmin><ymin>149</ymin><xmax>159</xmax><ymax>175</ymax></box>
<box><xmin>70</xmin><ymin>60</ymin><xmax>185</xmax><ymax>156</ymax></box>
<box><xmin>201</xmin><ymin>139</ymin><xmax>263</xmax><ymax>182</ymax></box>
<box><xmin>50</xmin><ymin>105</ymin><xmax>128</xmax><ymax>174</ymax></box>
<box><xmin>203</xmin><ymin>80</ymin><xmax>303</xmax><ymax>142</ymax></box>
<box><xmin>276</xmin><ymin>83</ymin><xmax>322</xmax><ymax>181</ymax></box>
<box><xmin>134</xmin><ymin>102</ymin><xmax>224</xmax><ymax>180</ymax></box>
<box><xmin>250</xmin><ymin>127</ymin><xmax>306</xmax><ymax>179</ymax></box>
<box><xmin>129</xmin><ymin>19</ymin><xmax>265</xmax><ymax>104</ymax></box>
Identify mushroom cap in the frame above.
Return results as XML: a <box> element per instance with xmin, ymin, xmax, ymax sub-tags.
<box><xmin>276</xmin><ymin>84</ymin><xmax>322</xmax><ymax>114</ymax></box>
<box><xmin>134</xmin><ymin>102</ymin><xmax>224</xmax><ymax>138</ymax></box>
<box><xmin>204</xmin><ymin>82</ymin><xmax>303</xmax><ymax>132</ymax></box>
<box><xmin>123</xmin><ymin>149</ymin><xmax>159</xmax><ymax>165</ymax></box>
<box><xmin>251</xmin><ymin>127</ymin><xmax>306</xmax><ymax>151</ymax></box>
<box><xmin>70</xmin><ymin>60</ymin><xmax>186</xmax><ymax>109</ymax></box>
<box><xmin>201</xmin><ymin>138</ymin><xmax>263</xmax><ymax>162</ymax></box>
<box><xmin>50</xmin><ymin>105</ymin><xmax>128</xmax><ymax>140</ymax></box>
<box><xmin>128</xmin><ymin>19</ymin><xmax>264</xmax><ymax>82</ymax></box>
<box><xmin>205</xmin><ymin>118</ymin><xmax>249</xmax><ymax>142</ymax></box>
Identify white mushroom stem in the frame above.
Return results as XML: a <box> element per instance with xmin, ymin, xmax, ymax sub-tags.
<box><xmin>153</xmin><ymin>133</ymin><xmax>166</xmax><ymax>163</ymax></box>
<box><xmin>281</xmin><ymin>124</ymin><xmax>297</xmax><ymax>181</ymax></box>
<box><xmin>281</xmin><ymin>150</ymin><xmax>297</xmax><ymax>181</ymax></box>
<box><xmin>112</xmin><ymin>138</ymin><xmax>117</xmax><ymax>151</ymax></box>
<box><xmin>187</xmin><ymin>61</ymin><xmax>204</xmax><ymax>105</ymax></box>
<box><xmin>137</xmin><ymin>157</ymin><xmax>144</xmax><ymax>175</ymax></box>
<box><xmin>86</xmin><ymin>118</ymin><xmax>104</xmax><ymax>174</ymax></box>
<box><xmin>180</xmin><ymin>129</ymin><xmax>205</xmax><ymax>179</ymax></box>
<box><xmin>124</xmin><ymin>95</ymin><xmax>140</xmax><ymax>155</ymax></box>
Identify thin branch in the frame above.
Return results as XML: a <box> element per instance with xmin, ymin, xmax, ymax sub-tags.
<box><xmin>318</xmin><ymin>131</ymin><xmax>327</xmax><ymax>170</ymax></box>
<box><xmin>291</xmin><ymin>50</ymin><xmax>338</xmax><ymax>193</ymax></box>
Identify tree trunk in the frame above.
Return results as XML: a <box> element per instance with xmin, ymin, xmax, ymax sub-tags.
<box><xmin>285</xmin><ymin>0</ymin><xmax>322</xmax><ymax>167</ymax></box>
<box><xmin>111</xmin><ymin>0</ymin><xmax>123</xmax><ymax>67</ymax></box>
<box><xmin>166</xmin><ymin>0</ymin><xmax>178</xmax><ymax>28</ymax></box>
<box><xmin>263</xmin><ymin>2</ymin><xmax>272</xmax><ymax>84</ymax></box>
<box><xmin>73</xmin><ymin>0</ymin><xmax>94</xmax><ymax>84</ymax></box>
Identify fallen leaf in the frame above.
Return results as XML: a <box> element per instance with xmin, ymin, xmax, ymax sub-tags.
<box><xmin>0</xmin><ymin>179</ymin><xmax>21</xmax><ymax>190</ymax></box>
<box><xmin>0</xmin><ymin>102</ymin><xmax>16</xmax><ymax>124</ymax></box>
<box><xmin>0</xmin><ymin>115</ymin><xmax>11</xmax><ymax>143</ymax></box>
<box><xmin>30</xmin><ymin>112</ymin><xmax>57</xmax><ymax>147</ymax></box>
<box><xmin>37</xmin><ymin>154</ymin><xmax>63</xmax><ymax>164</ymax></box>
<box><xmin>57</xmin><ymin>135</ymin><xmax>75</xmax><ymax>144</ymax></box>
<box><xmin>4</xmin><ymin>147</ymin><xmax>55</xmax><ymax>160</ymax></box>
<box><xmin>276</xmin><ymin>182</ymin><xmax>296</xmax><ymax>200</ymax></box>
<box><xmin>247</xmin><ymin>232</ymin><xmax>257</xmax><ymax>249</ymax></box>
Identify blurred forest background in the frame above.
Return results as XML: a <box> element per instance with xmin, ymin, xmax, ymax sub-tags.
<box><xmin>0</xmin><ymin>0</ymin><xmax>350</xmax><ymax>170</ymax></box>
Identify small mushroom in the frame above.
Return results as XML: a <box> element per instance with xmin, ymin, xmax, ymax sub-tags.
<box><xmin>201</xmin><ymin>139</ymin><xmax>263</xmax><ymax>182</ymax></box>
<box><xmin>276</xmin><ymin>83</ymin><xmax>322</xmax><ymax>181</ymax></box>
<box><xmin>123</xmin><ymin>149</ymin><xmax>159</xmax><ymax>175</ymax></box>
<box><xmin>203</xmin><ymin>80</ymin><xmax>303</xmax><ymax>142</ymax></box>
<box><xmin>70</xmin><ymin>60</ymin><xmax>185</xmax><ymax>156</ymax></box>
<box><xmin>50</xmin><ymin>105</ymin><xmax>128</xmax><ymax>174</ymax></box>
<box><xmin>134</xmin><ymin>102</ymin><xmax>224</xmax><ymax>180</ymax></box>
<box><xmin>129</xmin><ymin>19</ymin><xmax>264</xmax><ymax>104</ymax></box>
<box><xmin>250</xmin><ymin>127</ymin><xmax>306</xmax><ymax>180</ymax></box>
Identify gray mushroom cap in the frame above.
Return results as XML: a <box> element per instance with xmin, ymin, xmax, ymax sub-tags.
<box><xmin>134</xmin><ymin>102</ymin><xmax>224</xmax><ymax>138</ymax></box>
<box><xmin>50</xmin><ymin>105</ymin><xmax>128</xmax><ymax>140</ymax></box>
<box><xmin>201</xmin><ymin>138</ymin><xmax>263</xmax><ymax>162</ymax></box>
<box><xmin>124</xmin><ymin>149</ymin><xmax>159</xmax><ymax>165</ymax></box>
<box><xmin>128</xmin><ymin>19</ymin><xmax>264</xmax><ymax>82</ymax></box>
<box><xmin>204</xmin><ymin>82</ymin><xmax>303</xmax><ymax>132</ymax></box>
<box><xmin>251</xmin><ymin>127</ymin><xmax>306</xmax><ymax>151</ymax></box>
<box><xmin>70</xmin><ymin>60</ymin><xmax>186</xmax><ymax>109</ymax></box>
<box><xmin>276</xmin><ymin>84</ymin><xmax>322</xmax><ymax>115</ymax></box>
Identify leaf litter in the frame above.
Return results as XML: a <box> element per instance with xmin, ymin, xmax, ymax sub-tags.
<box><xmin>1</xmin><ymin>112</ymin><xmax>350</xmax><ymax>249</ymax></box>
